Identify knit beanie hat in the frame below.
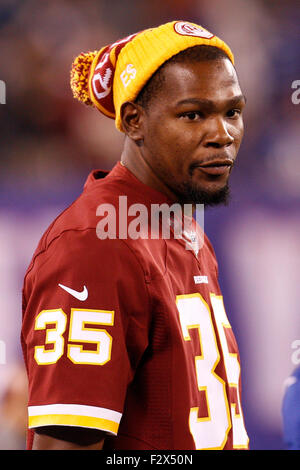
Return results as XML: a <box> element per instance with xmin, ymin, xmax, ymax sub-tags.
<box><xmin>70</xmin><ymin>20</ymin><xmax>234</xmax><ymax>132</ymax></box>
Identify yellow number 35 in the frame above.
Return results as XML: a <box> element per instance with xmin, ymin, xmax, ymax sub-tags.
<box><xmin>34</xmin><ymin>308</ymin><xmax>114</xmax><ymax>366</ymax></box>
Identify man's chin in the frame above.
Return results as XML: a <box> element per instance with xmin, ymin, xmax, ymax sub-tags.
<box><xmin>179</xmin><ymin>181</ymin><xmax>231</xmax><ymax>207</ymax></box>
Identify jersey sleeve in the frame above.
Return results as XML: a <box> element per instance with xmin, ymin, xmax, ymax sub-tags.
<box><xmin>21</xmin><ymin>228</ymin><xmax>151</xmax><ymax>436</ymax></box>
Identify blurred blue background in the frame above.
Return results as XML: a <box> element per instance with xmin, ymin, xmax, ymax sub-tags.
<box><xmin>0</xmin><ymin>0</ymin><xmax>299</xmax><ymax>450</ymax></box>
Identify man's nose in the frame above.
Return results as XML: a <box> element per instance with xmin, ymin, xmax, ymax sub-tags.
<box><xmin>202</xmin><ymin>117</ymin><xmax>234</xmax><ymax>148</ymax></box>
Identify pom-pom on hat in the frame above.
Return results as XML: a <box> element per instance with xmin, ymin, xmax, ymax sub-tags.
<box><xmin>70</xmin><ymin>20</ymin><xmax>234</xmax><ymax>132</ymax></box>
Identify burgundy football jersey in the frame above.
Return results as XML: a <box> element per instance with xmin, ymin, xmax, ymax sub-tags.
<box><xmin>21</xmin><ymin>162</ymin><xmax>249</xmax><ymax>450</ymax></box>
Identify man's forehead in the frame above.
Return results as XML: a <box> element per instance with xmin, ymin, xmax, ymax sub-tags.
<box><xmin>161</xmin><ymin>58</ymin><xmax>241</xmax><ymax>98</ymax></box>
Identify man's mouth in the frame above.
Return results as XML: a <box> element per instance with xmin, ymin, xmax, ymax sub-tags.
<box><xmin>193</xmin><ymin>159</ymin><xmax>234</xmax><ymax>176</ymax></box>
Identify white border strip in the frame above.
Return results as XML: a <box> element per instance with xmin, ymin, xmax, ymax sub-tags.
<box><xmin>28</xmin><ymin>403</ymin><xmax>122</xmax><ymax>423</ymax></box>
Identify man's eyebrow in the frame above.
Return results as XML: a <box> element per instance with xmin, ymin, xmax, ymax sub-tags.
<box><xmin>175</xmin><ymin>94</ymin><xmax>247</xmax><ymax>108</ymax></box>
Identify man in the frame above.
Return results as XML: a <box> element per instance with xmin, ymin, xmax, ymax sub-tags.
<box><xmin>21</xmin><ymin>20</ymin><xmax>249</xmax><ymax>450</ymax></box>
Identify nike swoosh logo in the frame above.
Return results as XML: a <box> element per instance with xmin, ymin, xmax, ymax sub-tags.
<box><xmin>58</xmin><ymin>284</ymin><xmax>88</xmax><ymax>301</ymax></box>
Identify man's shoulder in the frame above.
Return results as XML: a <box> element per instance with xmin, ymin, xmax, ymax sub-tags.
<box><xmin>41</xmin><ymin>175</ymin><xmax>123</xmax><ymax>249</ymax></box>
<box><xmin>24</xmin><ymin>173</ymin><xmax>129</xmax><ymax>273</ymax></box>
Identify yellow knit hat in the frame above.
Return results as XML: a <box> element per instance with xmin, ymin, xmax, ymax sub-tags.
<box><xmin>70</xmin><ymin>20</ymin><xmax>234</xmax><ymax>132</ymax></box>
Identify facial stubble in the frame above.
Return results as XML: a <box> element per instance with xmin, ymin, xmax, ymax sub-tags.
<box><xmin>178</xmin><ymin>178</ymin><xmax>231</xmax><ymax>207</ymax></box>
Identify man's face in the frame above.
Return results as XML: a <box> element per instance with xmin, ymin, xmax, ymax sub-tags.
<box><xmin>140</xmin><ymin>58</ymin><xmax>245</xmax><ymax>205</ymax></box>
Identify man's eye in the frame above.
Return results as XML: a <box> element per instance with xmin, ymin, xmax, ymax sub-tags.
<box><xmin>181</xmin><ymin>112</ymin><xmax>202</xmax><ymax>121</ymax></box>
<box><xmin>226</xmin><ymin>109</ymin><xmax>241</xmax><ymax>118</ymax></box>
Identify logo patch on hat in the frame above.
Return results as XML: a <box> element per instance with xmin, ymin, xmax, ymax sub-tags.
<box><xmin>174</xmin><ymin>21</ymin><xmax>214</xmax><ymax>39</ymax></box>
<box><xmin>90</xmin><ymin>32</ymin><xmax>139</xmax><ymax>117</ymax></box>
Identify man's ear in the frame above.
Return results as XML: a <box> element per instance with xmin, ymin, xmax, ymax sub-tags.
<box><xmin>120</xmin><ymin>101</ymin><xmax>145</xmax><ymax>146</ymax></box>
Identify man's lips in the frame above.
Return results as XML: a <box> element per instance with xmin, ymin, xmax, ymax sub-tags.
<box><xmin>193</xmin><ymin>159</ymin><xmax>234</xmax><ymax>176</ymax></box>
<box><xmin>198</xmin><ymin>158</ymin><xmax>234</xmax><ymax>168</ymax></box>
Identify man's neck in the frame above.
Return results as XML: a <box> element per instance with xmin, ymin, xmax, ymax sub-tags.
<box><xmin>120</xmin><ymin>137</ymin><xmax>178</xmax><ymax>203</ymax></box>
